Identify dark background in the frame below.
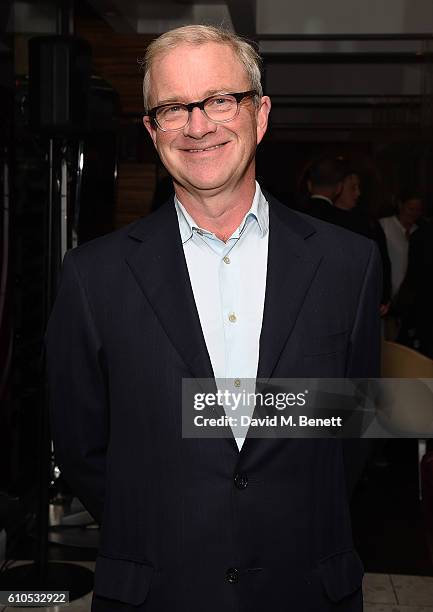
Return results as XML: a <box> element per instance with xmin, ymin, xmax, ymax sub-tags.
<box><xmin>1</xmin><ymin>0</ymin><xmax>432</xmax><ymax>581</ymax></box>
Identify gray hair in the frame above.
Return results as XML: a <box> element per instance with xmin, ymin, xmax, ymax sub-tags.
<box><xmin>142</xmin><ymin>24</ymin><xmax>263</xmax><ymax>112</ymax></box>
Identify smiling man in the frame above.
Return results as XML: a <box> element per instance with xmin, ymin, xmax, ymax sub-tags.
<box><xmin>45</xmin><ymin>25</ymin><xmax>381</xmax><ymax>612</ymax></box>
<box><xmin>142</xmin><ymin>37</ymin><xmax>270</xmax><ymax>242</ymax></box>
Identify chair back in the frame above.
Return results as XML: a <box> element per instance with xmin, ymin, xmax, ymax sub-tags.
<box><xmin>378</xmin><ymin>342</ymin><xmax>433</xmax><ymax>435</ymax></box>
<box><xmin>381</xmin><ymin>341</ymin><xmax>433</xmax><ymax>378</ymax></box>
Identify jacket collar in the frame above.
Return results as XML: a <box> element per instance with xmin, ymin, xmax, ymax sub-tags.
<box><xmin>125</xmin><ymin>194</ymin><xmax>322</xmax><ymax>453</ymax></box>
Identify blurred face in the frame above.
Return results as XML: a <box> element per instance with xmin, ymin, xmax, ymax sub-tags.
<box><xmin>400</xmin><ymin>198</ymin><xmax>423</xmax><ymax>226</ymax></box>
<box><xmin>143</xmin><ymin>42</ymin><xmax>271</xmax><ymax>198</ymax></box>
<box><xmin>337</xmin><ymin>173</ymin><xmax>360</xmax><ymax>210</ymax></box>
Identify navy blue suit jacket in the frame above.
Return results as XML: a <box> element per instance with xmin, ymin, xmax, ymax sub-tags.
<box><xmin>45</xmin><ymin>193</ymin><xmax>381</xmax><ymax>611</ymax></box>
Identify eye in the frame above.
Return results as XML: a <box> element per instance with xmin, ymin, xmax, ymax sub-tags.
<box><xmin>213</xmin><ymin>97</ymin><xmax>229</xmax><ymax>105</ymax></box>
<box><xmin>158</xmin><ymin>104</ymin><xmax>185</xmax><ymax>120</ymax></box>
<box><xmin>165</xmin><ymin>105</ymin><xmax>183</xmax><ymax>114</ymax></box>
<box><xmin>206</xmin><ymin>96</ymin><xmax>235</xmax><ymax>112</ymax></box>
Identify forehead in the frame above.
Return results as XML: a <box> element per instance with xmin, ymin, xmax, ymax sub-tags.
<box><xmin>149</xmin><ymin>42</ymin><xmax>249</xmax><ymax>105</ymax></box>
<box><xmin>404</xmin><ymin>198</ymin><xmax>422</xmax><ymax>209</ymax></box>
<box><xmin>345</xmin><ymin>173</ymin><xmax>359</xmax><ymax>184</ymax></box>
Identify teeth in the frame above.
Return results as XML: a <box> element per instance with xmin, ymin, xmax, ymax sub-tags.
<box><xmin>187</xmin><ymin>144</ymin><xmax>224</xmax><ymax>152</ymax></box>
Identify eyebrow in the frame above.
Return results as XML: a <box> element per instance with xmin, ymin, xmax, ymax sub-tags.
<box><xmin>154</xmin><ymin>88</ymin><xmax>236</xmax><ymax>107</ymax></box>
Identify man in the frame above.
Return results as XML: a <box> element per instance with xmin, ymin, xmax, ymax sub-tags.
<box><xmin>404</xmin><ymin>219</ymin><xmax>433</xmax><ymax>357</ymax></box>
<box><xmin>305</xmin><ymin>158</ymin><xmax>391</xmax><ymax>313</ymax></box>
<box><xmin>45</xmin><ymin>25</ymin><xmax>381</xmax><ymax>611</ymax></box>
<box><xmin>334</xmin><ymin>169</ymin><xmax>361</xmax><ymax>212</ymax></box>
<box><xmin>304</xmin><ymin>157</ymin><xmax>347</xmax><ymax>226</ymax></box>
<box><xmin>380</xmin><ymin>193</ymin><xmax>423</xmax><ymax>342</ymax></box>
<box><xmin>380</xmin><ymin>193</ymin><xmax>423</xmax><ymax>300</ymax></box>
<box><xmin>334</xmin><ymin>165</ymin><xmax>391</xmax><ymax>313</ymax></box>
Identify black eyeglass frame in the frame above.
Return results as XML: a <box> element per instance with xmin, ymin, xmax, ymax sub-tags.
<box><xmin>147</xmin><ymin>90</ymin><xmax>258</xmax><ymax>131</ymax></box>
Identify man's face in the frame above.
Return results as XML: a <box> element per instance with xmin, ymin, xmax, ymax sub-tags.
<box><xmin>143</xmin><ymin>42</ymin><xmax>271</xmax><ymax>197</ymax></box>
<box><xmin>339</xmin><ymin>173</ymin><xmax>360</xmax><ymax>210</ymax></box>
<box><xmin>400</xmin><ymin>198</ymin><xmax>423</xmax><ymax>225</ymax></box>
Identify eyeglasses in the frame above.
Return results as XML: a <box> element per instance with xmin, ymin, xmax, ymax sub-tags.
<box><xmin>147</xmin><ymin>90</ymin><xmax>258</xmax><ymax>132</ymax></box>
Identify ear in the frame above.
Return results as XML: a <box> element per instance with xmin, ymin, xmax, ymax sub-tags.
<box><xmin>143</xmin><ymin>115</ymin><xmax>158</xmax><ymax>147</ymax></box>
<box><xmin>256</xmin><ymin>95</ymin><xmax>271</xmax><ymax>145</ymax></box>
<box><xmin>334</xmin><ymin>181</ymin><xmax>344</xmax><ymax>200</ymax></box>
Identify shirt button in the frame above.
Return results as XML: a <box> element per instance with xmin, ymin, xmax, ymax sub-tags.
<box><xmin>223</xmin><ymin>256</ymin><xmax>231</xmax><ymax>264</ymax></box>
<box><xmin>228</xmin><ymin>312</ymin><xmax>237</xmax><ymax>323</ymax></box>
<box><xmin>226</xmin><ymin>567</ymin><xmax>239</xmax><ymax>583</ymax></box>
<box><xmin>234</xmin><ymin>473</ymin><xmax>248</xmax><ymax>490</ymax></box>
<box><xmin>234</xmin><ymin>378</ymin><xmax>241</xmax><ymax>388</ymax></box>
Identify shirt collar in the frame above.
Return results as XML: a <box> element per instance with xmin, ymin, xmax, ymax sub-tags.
<box><xmin>175</xmin><ymin>181</ymin><xmax>269</xmax><ymax>245</ymax></box>
<box><xmin>311</xmin><ymin>194</ymin><xmax>334</xmax><ymax>207</ymax></box>
<box><xmin>393</xmin><ymin>215</ymin><xmax>418</xmax><ymax>236</ymax></box>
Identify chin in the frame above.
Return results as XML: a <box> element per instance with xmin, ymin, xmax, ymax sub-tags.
<box><xmin>182</xmin><ymin>171</ymin><xmax>236</xmax><ymax>192</ymax></box>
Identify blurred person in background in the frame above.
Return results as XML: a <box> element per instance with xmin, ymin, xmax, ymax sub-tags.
<box><xmin>380</xmin><ymin>193</ymin><xmax>423</xmax><ymax>340</ymax></box>
<box><xmin>335</xmin><ymin>165</ymin><xmax>391</xmax><ymax>315</ymax></box>
<box><xmin>304</xmin><ymin>156</ymin><xmax>346</xmax><ymax>225</ymax></box>
<box><xmin>304</xmin><ymin>158</ymin><xmax>391</xmax><ymax>316</ymax></box>
<box><xmin>334</xmin><ymin>170</ymin><xmax>361</xmax><ymax>212</ymax></box>
<box><xmin>398</xmin><ymin>209</ymin><xmax>433</xmax><ymax>356</ymax></box>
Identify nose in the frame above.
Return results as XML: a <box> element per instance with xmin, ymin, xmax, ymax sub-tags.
<box><xmin>182</xmin><ymin>107</ymin><xmax>217</xmax><ymax>139</ymax></box>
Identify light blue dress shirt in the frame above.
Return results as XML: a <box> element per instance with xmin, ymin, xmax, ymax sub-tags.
<box><xmin>175</xmin><ymin>182</ymin><xmax>269</xmax><ymax>450</ymax></box>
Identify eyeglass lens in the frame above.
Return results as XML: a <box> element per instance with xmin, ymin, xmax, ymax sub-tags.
<box><xmin>156</xmin><ymin>94</ymin><xmax>239</xmax><ymax>130</ymax></box>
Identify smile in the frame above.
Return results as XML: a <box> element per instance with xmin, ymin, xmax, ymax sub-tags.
<box><xmin>183</xmin><ymin>143</ymin><xmax>227</xmax><ymax>153</ymax></box>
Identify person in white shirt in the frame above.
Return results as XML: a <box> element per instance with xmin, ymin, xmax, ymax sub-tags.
<box><xmin>380</xmin><ymin>194</ymin><xmax>423</xmax><ymax>299</ymax></box>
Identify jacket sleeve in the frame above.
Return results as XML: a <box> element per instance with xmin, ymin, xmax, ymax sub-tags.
<box><xmin>346</xmin><ymin>240</ymin><xmax>382</xmax><ymax>378</ymax></box>
<box><xmin>343</xmin><ymin>241</ymin><xmax>382</xmax><ymax>496</ymax></box>
<box><xmin>44</xmin><ymin>249</ymin><xmax>108</xmax><ymax>524</ymax></box>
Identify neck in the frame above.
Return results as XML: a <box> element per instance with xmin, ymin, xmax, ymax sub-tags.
<box><xmin>398</xmin><ymin>214</ymin><xmax>413</xmax><ymax>230</ymax></box>
<box><xmin>311</xmin><ymin>191</ymin><xmax>334</xmax><ymax>202</ymax></box>
<box><xmin>335</xmin><ymin>200</ymin><xmax>351</xmax><ymax>211</ymax></box>
<box><xmin>174</xmin><ymin>170</ymin><xmax>257</xmax><ymax>242</ymax></box>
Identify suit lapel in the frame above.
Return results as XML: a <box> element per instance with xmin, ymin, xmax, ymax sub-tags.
<box><xmin>257</xmin><ymin>196</ymin><xmax>323</xmax><ymax>380</ymax></box>
<box><xmin>124</xmin><ymin>196</ymin><xmax>322</xmax><ymax>457</ymax></box>
<box><xmin>239</xmin><ymin>198</ymin><xmax>323</xmax><ymax>460</ymax></box>
<box><xmin>125</xmin><ymin>197</ymin><xmax>320</xmax><ymax>383</ymax></box>
<box><xmin>125</xmin><ymin>202</ymin><xmax>215</xmax><ymax>382</ymax></box>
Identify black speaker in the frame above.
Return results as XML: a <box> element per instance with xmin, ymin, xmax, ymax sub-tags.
<box><xmin>28</xmin><ymin>36</ymin><xmax>92</xmax><ymax>134</ymax></box>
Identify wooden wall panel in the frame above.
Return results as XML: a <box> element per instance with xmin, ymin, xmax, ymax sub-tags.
<box><xmin>115</xmin><ymin>162</ymin><xmax>157</xmax><ymax>229</ymax></box>
<box><xmin>75</xmin><ymin>5</ymin><xmax>152</xmax><ymax>115</ymax></box>
<box><xmin>75</xmin><ymin>2</ymin><xmax>159</xmax><ymax>228</ymax></box>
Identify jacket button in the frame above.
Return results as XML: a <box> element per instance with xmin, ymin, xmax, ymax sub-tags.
<box><xmin>226</xmin><ymin>567</ymin><xmax>239</xmax><ymax>583</ymax></box>
<box><xmin>234</xmin><ymin>473</ymin><xmax>248</xmax><ymax>489</ymax></box>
